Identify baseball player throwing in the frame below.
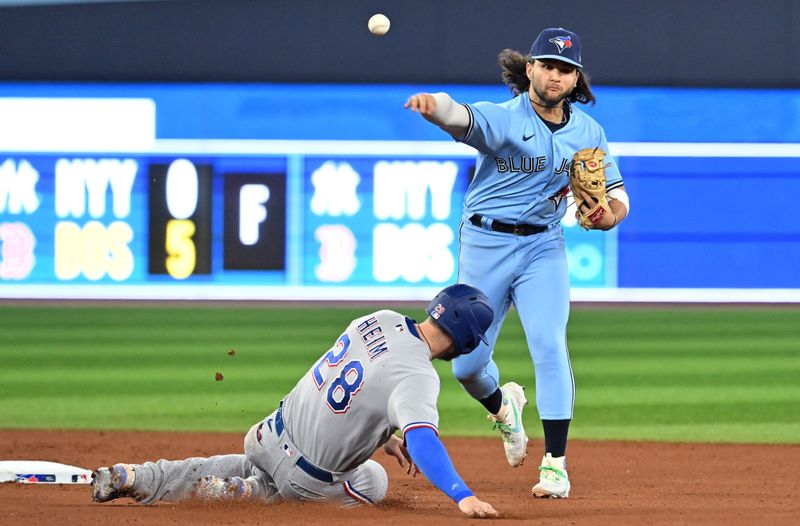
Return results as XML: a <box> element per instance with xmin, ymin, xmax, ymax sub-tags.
<box><xmin>92</xmin><ymin>284</ymin><xmax>498</xmax><ymax>519</ymax></box>
<box><xmin>404</xmin><ymin>28</ymin><xmax>630</xmax><ymax>498</ymax></box>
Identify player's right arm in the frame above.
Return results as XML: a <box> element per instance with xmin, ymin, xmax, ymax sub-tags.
<box><xmin>405</xmin><ymin>92</ymin><xmax>509</xmax><ymax>156</ymax></box>
<box><xmin>389</xmin><ymin>375</ymin><xmax>498</xmax><ymax>518</ymax></box>
<box><xmin>404</xmin><ymin>92</ymin><xmax>470</xmax><ymax>139</ymax></box>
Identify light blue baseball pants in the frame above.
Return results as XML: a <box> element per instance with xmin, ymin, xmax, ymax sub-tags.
<box><xmin>453</xmin><ymin>219</ymin><xmax>575</xmax><ymax>420</ymax></box>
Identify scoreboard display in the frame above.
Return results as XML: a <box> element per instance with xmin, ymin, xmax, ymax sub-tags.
<box><xmin>1</xmin><ymin>83</ymin><xmax>799</xmax><ymax>301</ymax></box>
<box><xmin>0</xmin><ymin>150</ymin><xmax>614</xmax><ymax>295</ymax></box>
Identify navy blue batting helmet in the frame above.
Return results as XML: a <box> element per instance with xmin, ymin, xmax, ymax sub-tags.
<box><xmin>426</xmin><ymin>284</ymin><xmax>494</xmax><ymax>355</ymax></box>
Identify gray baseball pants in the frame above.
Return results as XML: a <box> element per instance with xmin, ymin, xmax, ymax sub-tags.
<box><xmin>123</xmin><ymin>406</ymin><xmax>388</xmax><ymax>506</ymax></box>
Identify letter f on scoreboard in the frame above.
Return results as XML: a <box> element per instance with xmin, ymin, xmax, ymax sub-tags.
<box><xmin>239</xmin><ymin>184</ymin><xmax>270</xmax><ymax>245</ymax></box>
<box><xmin>223</xmin><ymin>173</ymin><xmax>286</xmax><ymax>270</ymax></box>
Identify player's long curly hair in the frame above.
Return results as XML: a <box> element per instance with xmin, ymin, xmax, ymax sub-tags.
<box><xmin>498</xmin><ymin>48</ymin><xmax>596</xmax><ymax>105</ymax></box>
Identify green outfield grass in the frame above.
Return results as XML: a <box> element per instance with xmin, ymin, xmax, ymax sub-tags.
<box><xmin>1</xmin><ymin>305</ymin><xmax>798</xmax><ymax>444</ymax></box>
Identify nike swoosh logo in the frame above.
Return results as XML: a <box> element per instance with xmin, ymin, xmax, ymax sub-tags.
<box><xmin>522</xmin><ymin>133</ymin><xmax>535</xmax><ymax>141</ymax></box>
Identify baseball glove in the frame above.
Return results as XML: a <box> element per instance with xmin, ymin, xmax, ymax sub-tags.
<box><xmin>569</xmin><ymin>147</ymin><xmax>612</xmax><ymax>230</ymax></box>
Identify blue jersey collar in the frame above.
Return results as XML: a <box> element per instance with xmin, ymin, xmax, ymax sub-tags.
<box><xmin>405</xmin><ymin>317</ymin><xmax>422</xmax><ymax>341</ymax></box>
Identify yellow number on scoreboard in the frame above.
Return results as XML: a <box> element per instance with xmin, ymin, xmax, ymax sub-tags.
<box><xmin>165</xmin><ymin>219</ymin><xmax>196</xmax><ymax>280</ymax></box>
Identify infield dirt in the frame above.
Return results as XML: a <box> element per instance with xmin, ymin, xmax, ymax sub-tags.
<box><xmin>1</xmin><ymin>429</ymin><xmax>797</xmax><ymax>525</ymax></box>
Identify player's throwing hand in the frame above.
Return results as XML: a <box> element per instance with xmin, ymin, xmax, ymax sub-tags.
<box><xmin>404</xmin><ymin>93</ymin><xmax>437</xmax><ymax>118</ymax></box>
<box><xmin>458</xmin><ymin>495</ymin><xmax>499</xmax><ymax>518</ymax></box>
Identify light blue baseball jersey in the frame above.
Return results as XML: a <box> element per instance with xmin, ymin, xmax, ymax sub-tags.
<box><xmin>460</xmin><ymin>96</ymin><xmax>624</xmax><ymax>225</ymax></box>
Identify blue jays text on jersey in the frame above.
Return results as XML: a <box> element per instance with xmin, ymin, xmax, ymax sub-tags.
<box><xmin>493</xmin><ymin>156</ymin><xmax>574</xmax><ymax>175</ymax></box>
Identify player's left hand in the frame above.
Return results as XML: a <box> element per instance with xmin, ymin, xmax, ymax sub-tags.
<box><xmin>575</xmin><ymin>189</ymin><xmax>617</xmax><ymax>230</ymax></box>
<box><xmin>457</xmin><ymin>495</ymin><xmax>499</xmax><ymax>518</ymax></box>
<box><xmin>383</xmin><ymin>435</ymin><xmax>420</xmax><ymax>476</ymax></box>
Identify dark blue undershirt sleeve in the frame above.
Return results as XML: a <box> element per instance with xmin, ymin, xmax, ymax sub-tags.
<box><xmin>404</xmin><ymin>427</ymin><xmax>473</xmax><ymax>503</ymax></box>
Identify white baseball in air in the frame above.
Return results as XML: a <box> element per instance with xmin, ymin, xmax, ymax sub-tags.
<box><xmin>368</xmin><ymin>13</ymin><xmax>390</xmax><ymax>36</ymax></box>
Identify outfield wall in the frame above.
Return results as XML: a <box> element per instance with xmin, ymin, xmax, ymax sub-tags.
<box><xmin>0</xmin><ymin>83</ymin><xmax>798</xmax><ymax>302</ymax></box>
<box><xmin>1</xmin><ymin>0</ymin><xmax>797</xmax><ymax>89</ymax></box>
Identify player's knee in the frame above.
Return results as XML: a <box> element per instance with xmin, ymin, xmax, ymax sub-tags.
<box><xmin>451</xmin><ymin>358</ymin><xmax>482</xmax><ymax>384</ymax></box>
<box><xmin>531</xmin><ymin>345</ymin><xmax>570</xmax><ymax>371</ymax></box>
<box><xmin>357</xmin><ymin>460</ymin><xmax>388</xmax><ymax>504</ymax></box>
<box><xmin>243</xmin><ymin>423</ymin><xmax>260</xmax><ymax>459</ymax></box>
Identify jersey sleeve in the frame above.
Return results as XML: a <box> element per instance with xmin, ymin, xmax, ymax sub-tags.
<box><xmin>460</xmin><ymin>101</ymin><xmax>510</xmax><ymax>155</ymax></box>
<box><xmin>387</xmin><ymin>373</ymin><xmax>440</xmax><ymax>437</ymax></box>
<box><xmin>599</xmin><ymin>127</ymin><xmax>624</xmax><ymax>190</ymax></box>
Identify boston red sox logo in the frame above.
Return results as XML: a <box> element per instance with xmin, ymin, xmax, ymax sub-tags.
<box><xmin>548</xmin><ymin>36</ymin><xmax>573</xmax><ymax>53</ymax></box>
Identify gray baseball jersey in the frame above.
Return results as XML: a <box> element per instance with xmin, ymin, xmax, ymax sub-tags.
<box><xmin>281</xmin><ymin>309</ymin><xmax>440</xmax><ymax>473</ymax></box>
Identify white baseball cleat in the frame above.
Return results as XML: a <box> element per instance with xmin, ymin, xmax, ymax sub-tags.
<box><xmin>487</xmin><ymin>381</ymin><xmax>529</xmax><ymax>467</ymax></box>
<box><xmin>196</xmin><ymin>476</ymin><xmax>253</xmax><ymax>500</ymax></box>
<box><xmin>91</xmin><ymin>463</ymin><xmax>135</xmax><ymax>503</ymax></box>
<box><xmin>531</xmin><ymin>453</ymin><xmax>570</xmax><ymax>498</ymax></box>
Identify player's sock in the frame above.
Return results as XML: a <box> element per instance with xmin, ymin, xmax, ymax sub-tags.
<box><xmin>478</xmin><ymin>388</ymin><xmax>504</xmax><ymax>415</ymax></box>
<box><xmin>542</xmin><ymin>419</ymin><xmax>570</xmax><ymax>457</ymax></box>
